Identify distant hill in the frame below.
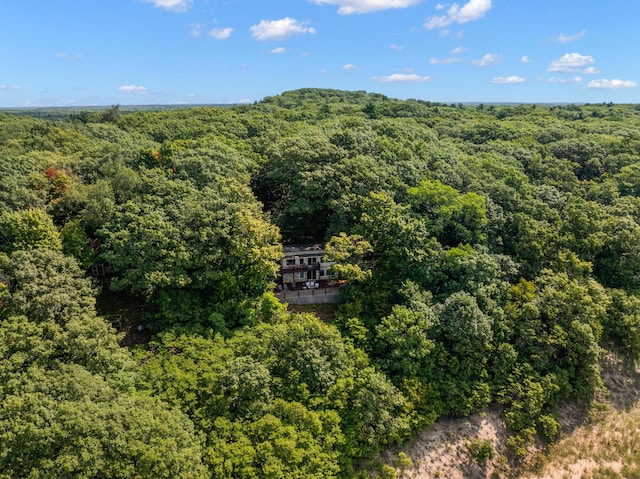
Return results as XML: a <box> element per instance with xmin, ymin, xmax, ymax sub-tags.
<box><xmin>0</xmin><ymin>103</ymin><xmax>237</xmax><ymax>120</ymax></box>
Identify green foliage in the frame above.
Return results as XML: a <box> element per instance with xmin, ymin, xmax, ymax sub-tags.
<box><xmin>2</xmin><ymin>248</ymin><xmax>96</xmax><ymax>324</ymax></box>
<box><xmin>375</xmin><ymin>304</ymin><xmax>435</xmax><ymax>378</ymax></box>
<box><xmin>0</xmin><ymin>249</ymin><xmax>134</xmax><ymax>387</ymax></box>
<box><xmin>207</xmin><ymin>401</ymin><xmax>341</xmax><ymax>479</ymax></box>
<box><xmin>594</xmin><ymin>215</ymin><xmax>640</xmax><ymax>289</ymax></box>
<box><xmin>604</xmin><ymin>289</ymin><xmax>640</xmax><ymax>363</ymax></box>
<box><xmin>0</xmin><ymin>249</ymin><xmax>206</xmax><ymax>478</ymax></box>
<box><xmin>408</xmin><ymin>178</ymin><xmax>488</xmax><ymax>246</ymax></box>
<box><xmin>434</xmin><ymin>291</ymin><xmax>493</xmax><ymax>356</ymax></box>
<box><xmin>0</xmin><ymin>367</ymin><xmax>208</xmax><ymax>479</ymax></box>
<box><xmin>351</xmin><ymin>191</ymin><xmax>442</xmax><ymax>299</ymax></box>
<box><xmin>422</xmin><ymin>292</ymin><xmax>494</xmax><ymax>416</ymax></box>
<box><xmin>496</xmin><ymin>271</ymin><xmax>609</xmax><ymax>443</ymax></box>
<box><xmin>325</xmin><ymin>232</ymin><xmax>374</xmax><ymax>282</ymax></box>
<box><xmin>4</xmin><ymin>90</ymin><xmax>640</xmax><ymax>475</ymax></box>
<box><xmin>60</xmin><ymin>219</ymin><xmax>94</xmax><ymax>268</ymax></box>
<box><xmin>467</xmin><ymin>438</ymin><xmax>495</xmax><ymax>464</ymax></box>
<box><xmin>0</xmin><ymin>207</ymin><xmax>62</xmax><ymax>253</ymax></box>
<box><xmin>98</xmin><ymin>172</ymin><xmax>281</xmax><ymax>329</ymax></box>
<box><xmin>136</xmin><ymin>313</ymin><xmax>412</xmax><ymax>475</ymax></box>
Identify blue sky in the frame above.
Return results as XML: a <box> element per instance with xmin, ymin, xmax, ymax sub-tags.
<box><xmin>1</xmin><ymin>0</ymin><xmax>639</xmax><ymax>107</ymax></box>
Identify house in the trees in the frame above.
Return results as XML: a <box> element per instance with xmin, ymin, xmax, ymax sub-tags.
<box><xmin>278</xmin><ymin>244</ymin><xmax>333</xmax><ymax>290</ymax></box>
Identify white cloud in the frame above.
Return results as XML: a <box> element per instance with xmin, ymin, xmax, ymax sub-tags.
<box><xmin>425</xmin><ymin>0</ymin><xmax>492</xmax><ymax>29</ymax></box>
<box><xmin>548</xmin><ymin>76</ymin><xmax>583</xmax><ymax>84</ymax></box>
<box><xmin>521</xmin><ymin>55</ymin><xmax>531</xmax><ymax>63</ymax></box>
<box><xmin>118</xmin><ymin>85</ymin><xmax>148</xmax><ymax>94</ymax></box>
<box><xmin>430</xmin><ymin>57</ymin><xmax>461</xmax><ymax>64</ymax></box>
<box><xmin>472</xmin><ymin>53</ymin><xmax>500</xmax><ymax>67</ymax></box>
<box><xmin>0</xmin><ymin>84</ymin><xmax>21</xmax><ymax>90</ymax></box>
<box><xmin>270</xmin><ymin>47</ymin><xmax>287</xmax><ymax>54</ymax></box>
<box><xmin>373</xmin><ymin>73</ymin><xmax>432</xmax><ymax>83</ymax></box>
<box><xmin>390</xmin><ymin>44</ymin><xmax>404</xmax><ymax>51</ymax></box>
<box><xmin>311</xmin><ymin>0</ymin><xmax>422</xmax><ymax>14</ymax></box>
<box><xmin>209</xmin><ymin>28</ymin><xmax>233</xmax><ymax>40</ymax></box>
<box><xmin>491</xmin><ymin>76</ymin><xmax>526</xmax><ymax>84</ymax></box>
<box><xmin>587</xmin><ymin>79</ymin><xmax>639</xmax><ymax>89</ymax></box>
<box><xmin>451</xmin><ymin>46</ymin><xmax>466</xmax><ymax>54</ymax></box>
<box><xmin>142</xmin><ymin>0</ymin><xmax>191</xmax><ymax>13</ymax></box>
<box><xmin>343</xmin><ymin>63</ymin><xmax>358</xmax><ymax>70</ymax></box>
<box><xmin>554</xmin><ymin>29</ymin><xmax>586</xmax><ymax>43</ymax></box>
<box><xmin>190</xmin><ymin>23</ymin><xmax>205</xmax><ymax>37</ymax></box>
<box><xmin>548</xmin><ymin>52</ymin><xmax>594</xmax><ymax>73</ymax></box>
<box><xmin>250</xmin><ymin>18</ymin><xmax>316</xmax><ymax>41</ymax></box>
<box><xmin>56</xmin><ymin>53</ymin><xmax>83</xmax><ymax>60</ymax></box>
<box><xmin>582</xmin><ymin>66</ymin><xmax>600</xmax><ymax>75</ymax></box>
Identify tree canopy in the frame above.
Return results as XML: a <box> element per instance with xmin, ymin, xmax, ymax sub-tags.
<box><xmin>3</xmin><ymin>90</ymin><xmax>640</xmax><ymax>475</ymax></box>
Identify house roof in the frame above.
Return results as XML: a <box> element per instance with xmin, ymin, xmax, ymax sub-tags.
<box><xmin>282</xmin><ymin>244</ymin><xmax>325</xmax><ymax>254</ymax></box>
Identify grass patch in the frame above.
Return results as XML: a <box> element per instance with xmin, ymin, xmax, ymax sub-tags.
<box><xmin>287</xmin><ymin>303</ymin><xmax>339</xmax><ymax>321</ymax></box>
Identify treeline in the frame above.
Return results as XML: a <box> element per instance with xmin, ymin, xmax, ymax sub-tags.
<box><xmin>1</xmin><ymin>89</ymin><xmax>640</xmax><ymax>477</ymax></box>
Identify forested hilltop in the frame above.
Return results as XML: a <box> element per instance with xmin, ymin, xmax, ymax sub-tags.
<box><xmin>2</xmin><ymin>88</ymin><xmax>640</xmax><ymax>478</ymax></box>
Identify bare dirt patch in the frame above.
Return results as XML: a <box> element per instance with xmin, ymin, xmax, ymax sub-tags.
<box><xmin>374</xmin><ymin>352</ymin><xmax>640</xmax><ymax>479</ymax></box>
<box><xmin>375</xmin><ymin>407</ymin><xmax>512</xmax><ymax>479</ymax></box>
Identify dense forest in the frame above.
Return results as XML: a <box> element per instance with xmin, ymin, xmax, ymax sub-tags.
<box><xmin>2</xmin><ymin>89</ymin><xmax>640</xmax><ymax>478</ymax></box>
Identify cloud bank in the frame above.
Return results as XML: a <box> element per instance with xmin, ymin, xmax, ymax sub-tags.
<box><xmin>209</xmin><ymin>28</ymin><xmax>233</xmax><ymax>40</ymax></box>
<box><xmin>554</xmin><ymin>30</ymin><xmax>586</xmax><ymax>43</ymax></box>
<box><xmin>425</xmin><ymin>0</ymin><xmax>492</xmax><ymax>29</ymax></box>
<box><xmin>587</xmin><ymin>79</ymin><xmax>638</xmax><ymax>89</ymax></box>
<box><xmin>373</xmin><ymin>73</ymin><xmax>431</xmax><ymax>83</ymax></box>
<box><xmin>548</xmin><ymin>76</ymin><xmax>583</xmax><ymax>84</ymax></box>
<box><xmin>142</xmin><ymin>0</ymin><xmax>191</xmax><ymax>13</ymax></box>
<box><xmin>118</xmin><ymin>85</ymin><xmax>148</xmax><ymax>94</ymax></box>
<box><xmin>491</xmin><ymin>76</ymin><xmax>526</xmax><ymax>84</ymax></box>
<box><xmin>312</xmin><ymin>0</ymin><xmax>422</xmax><ymax>14</ymax></box>
<box><xmin>472</xmin><ymin>53</ymin><xmax>500</xmax><ymax>67</ymax></box>
<box><xmin>250</xmin><ymin>18</ymin><xmax>316</xmax><ymax>41</ymax></box>
<box><xmin>548</xmin><ymin>52</ymin><xmax>594</xmax><ymax>73</ymax></box>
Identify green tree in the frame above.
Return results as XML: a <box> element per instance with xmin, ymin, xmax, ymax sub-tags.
<box><xmin>407</xmin><ymin>178</ymin><xmax>488</xmax><ymax>246</ymax></box>
<box><xmin>354</xmin><ymin>191</ymin><xmax>440</xmax><ymax>290</ymax></box>
<box><xmin>0</xmin><ymin>207</ymin><xmax>62</xmax><ymax>253</ymax></box>
<box><xmin>496</xmin><ymin>272</ymin><xmax>609</xmax><ymax>444</ymax></box>
<box><xmin>0</xmin><ymin>367</ymin><xmax>208</xmax><ymax>479</ymax></box>
<box><xmin>98</xmin><ymin>173</ymin><xmax>281</xmax><ymax>328</ymax></box>
<box><xmin>135</xmin><ymin>322</ymin><xmax>347</xmax><ymax>478</ymax></box>
<box><xmin>594</xmin><ymin>215</ymin><xmax>640</xmax><ymax>290</ymax></box>
<box><xmin>426</xmin><ymin>292</ymin><xmax>494</xmax><ymax>415</ymax></box>
<box><xmin>1</xmin><ymin>249</ymin><xmax>95</xmax><ymax>324</ymax></box>
<box><xmin>207</xmin><ymin>402</ymin><xmax>342</xmax><ymax>479</ymax></box>
<box><xmin>604</xmin><ymin>289</ymin><xmax>640</xmax><ymax>364</ymax></box>
<box><xmin>324</xmin><ymin>232</ymin><xmax>374</xmax><ymax>282</ymax></box>
<box><xmin>60</xmin><ymin>219</ymin><xmax>94</xmax><ymax>268</ymax></box>
<box><xmin>374</xmin><ymin>304</ymin><xmax>435</xmax><ymax>378</ymax></box>
<box><xmin>0</xmin><ymin>249</ymin><xmax>134</xmax><ymax>387</ymax></box>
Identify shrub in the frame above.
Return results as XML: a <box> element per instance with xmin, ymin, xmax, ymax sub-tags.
<box><xmin>467</xmin><ymin>438</ymin><xmax>495</xmax><ymax>465</ymax></box>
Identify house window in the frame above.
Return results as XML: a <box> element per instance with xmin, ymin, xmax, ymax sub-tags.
<box><xmin>308</xmin><ymin>257</ymin><xmax>317</xmax><ymax>265</ymax></box>
<box><xmin>299</xmin><ymin>259</ymin><xmax>304</xmax><ymax>265</ymax></box>
<box><xmin>286</xmin><ymin>259</ymin><xmax>295</xmax><ymax>266</ymax></box>
<box><xmin>320</xmin><ymin>270</ymin><xmax>326</xmax><ymax>277</ymax></box>
<box><xmin>299</xmin><ymin>272</ymin><xmax>306</xmax><ymax>279</ymax></box>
